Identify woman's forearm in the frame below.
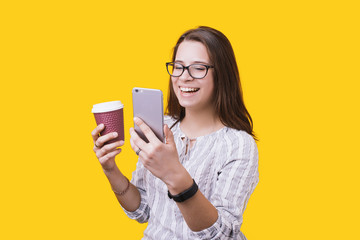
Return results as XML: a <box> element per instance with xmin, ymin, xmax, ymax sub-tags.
<box><xmin>103</xmin><ymin>166</ymin><xmax>141</xmax><ymax>212</ymax></box>
<box><xmin>167</xmin><ymin>171</ymin><xmax>218</xmax><ymax>232</ymax></box>
<box><xmin>176</xmin><ymin>191</ymin><xmax>218</xmax><ymax>231</ymax></box>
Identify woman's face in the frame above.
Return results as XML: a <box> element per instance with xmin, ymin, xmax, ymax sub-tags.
<box><xmin>172</xmin><ymin>40</ymin><xmax>215</xmax><ymax>112</ymax></box>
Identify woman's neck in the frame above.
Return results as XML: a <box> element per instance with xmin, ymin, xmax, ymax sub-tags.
<box><xmin>180</xmin><ymin>107</ymin><xmax>224</xmax><ymax>139</ymax></box>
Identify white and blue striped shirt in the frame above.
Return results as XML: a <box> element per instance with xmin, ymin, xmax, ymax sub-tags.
<box><xmin>124</xmin><ymin>116</ymin><xmax>259</xmax><ymax>239</ymax></box>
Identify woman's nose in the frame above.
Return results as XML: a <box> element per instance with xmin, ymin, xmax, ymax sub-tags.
<box><xmin>179</xmin><ymin>68</ymin><xmax>193</xmax><ymax>81</ymax></box>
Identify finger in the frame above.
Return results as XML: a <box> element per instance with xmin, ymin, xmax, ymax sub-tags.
<box><xmin>130</xmin><ymin>127</ymin><xmax>148</xmax><ymax>152</ymax></box>
<box><xmin>95</xmin><ymin>132</ymin><xmax>119</xmax><ymax>148</ymax></box>
<box><xmin>129</xmin><ymin>137</ymin><xmax>137</xmax><ymax>151</ymax></box>
<box><xmin>104</xmin><ymin>140</ymin><xmax>124</xmax><ymax>150</ymax></box>
<box><xmin>91</xmin><ymin>124</ymin><xmax>105</xmax><ymax>142</ymax></box>
<box><xmin>134</xmin><ymin>117</ymin><xmax>161</xmax><ymax>144</ymax></box>
<box><xmin>164</xmin><ymin>124</ymin><xmax>175</xmax><ymax>145</ymax></box>
<box><xmin>99</xmin><ymin>148</ymin><xmax>122</xmax><ymax>164</ymax></box>
<box><xmin>96</xmin><ymin>140</ymin><xmax>123</xmax><ymax>158</ymax></box>
<box><xmin>137</xmin><ymin>148</ymin><xmax>144</xmax><ymax>159</ymax></box>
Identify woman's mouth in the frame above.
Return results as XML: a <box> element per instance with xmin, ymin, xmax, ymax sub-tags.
<box><xmin>180</xmin><ymin>87</ymin><xmax>200</xmax><ymax>93</ymax></box>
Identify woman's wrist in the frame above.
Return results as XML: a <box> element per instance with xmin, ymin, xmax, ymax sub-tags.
<box><xmin>168</xmin><ymin>179</ymin><xmax>198</xmax><ymax>202</ymax></box>
<box><xmin>103</xmin><ymin>166</ymin><xmax>131</xmax><ymax>196</ymax></box>
<box><xmin>165</xmin><ymin>167</ymin><xmax>193</xmax><ymax>195</ymax></box>
<box><xmin>102</xmin><ymin>164</ymin><xmax>119</xmax><ymax>176</ymax></box>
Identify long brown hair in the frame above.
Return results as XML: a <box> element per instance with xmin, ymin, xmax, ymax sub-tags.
<box><xmin>166</xmin><ymin>26</ymin><xmax>257</xmax><ymax>140</ymax></box>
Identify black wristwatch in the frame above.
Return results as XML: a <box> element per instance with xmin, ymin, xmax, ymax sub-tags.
<box><xmin>168</xmin><ymin>179</ymin><xmax>198</xmax><ymax>202</ymax></box>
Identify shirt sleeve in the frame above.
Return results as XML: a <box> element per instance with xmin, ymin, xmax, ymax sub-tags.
<box><xmin>191</xmin><ymin>132</ymin><xmax>259</xmax><ymax>239</ymax></box>
<box><xmin>122</xmin><ymin>159</ymin><xmax>150</xmax><ymax>223</ymax></box>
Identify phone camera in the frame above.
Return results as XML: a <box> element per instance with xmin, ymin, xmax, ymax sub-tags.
<box><xmin>135</xmin><ymin>89</ymin><xmax>139</xmax><ymax>93</ymax></box>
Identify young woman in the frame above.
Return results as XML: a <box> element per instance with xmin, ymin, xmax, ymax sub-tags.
<box><xmin>92</xmin><ymin>26</ymin><xmax>259</xmax><ymax>239</ymax></box>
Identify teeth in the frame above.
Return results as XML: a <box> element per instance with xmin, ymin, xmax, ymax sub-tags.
<box><xmin>180</xmin><ymin>87</ymin><xmax>199</xmax><ymax>92</ymax></box>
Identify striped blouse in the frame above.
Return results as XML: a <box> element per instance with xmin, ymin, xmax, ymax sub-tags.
<box><xmin>123</xmin><ymin>116</ymin><xmax>259</xmax><ymax>240</ymax></box>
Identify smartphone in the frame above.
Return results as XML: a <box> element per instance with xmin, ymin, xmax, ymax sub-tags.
<box><xmin>132</xmin><ymin>87</ymin><xmax>165</xmax><ymax>143</ymax></box>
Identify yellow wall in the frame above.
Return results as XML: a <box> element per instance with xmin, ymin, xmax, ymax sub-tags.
<box><xmin>1</xmin><ymin>0</ymin><xmax>359</xmax><ymax>239</ymax></box>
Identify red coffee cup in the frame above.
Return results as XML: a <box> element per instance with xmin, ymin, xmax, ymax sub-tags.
<box><xmin>92</xmin><ymin>101</ymin><xmax>124</xmax><ymax>144</ymax></box>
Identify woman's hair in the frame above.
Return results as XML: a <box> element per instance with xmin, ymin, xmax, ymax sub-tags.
<box><xmin>166</xmin><ymin>26</ymin><xmax>257</xmax><ymax>140</ymax></box>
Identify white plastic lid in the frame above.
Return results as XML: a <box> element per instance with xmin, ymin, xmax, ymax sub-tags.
<box><xmin>92</xmin><ymin>101</ymin><xmax>124</xmax><ymax>113</ymax></box>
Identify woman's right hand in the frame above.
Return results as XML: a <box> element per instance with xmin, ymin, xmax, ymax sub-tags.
<box><xmin>91</xmin><ymin>124</ymin><xmax>124</xmax><ymax>172</ymax></box>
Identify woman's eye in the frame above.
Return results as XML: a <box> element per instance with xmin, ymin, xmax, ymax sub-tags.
<box><xmin>195</xmin><ymin>67</ymin><xmax>206</xmax><ymax>71</ymax></box>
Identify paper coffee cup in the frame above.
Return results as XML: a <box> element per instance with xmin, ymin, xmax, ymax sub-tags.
<box><xmin>92</xmin><ymin>101</ymin><xmax>124</xmax><ymax>144</ymax></box>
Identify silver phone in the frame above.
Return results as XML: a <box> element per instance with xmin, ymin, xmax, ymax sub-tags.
<box><xmin>132</xmin><ymin>87</ymin><xmax>165</xmax><ymax>143</ymax></box>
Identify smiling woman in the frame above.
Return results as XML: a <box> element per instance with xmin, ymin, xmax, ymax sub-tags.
<box><xmin>167</xmin><ymin>27</ymin><xmax>256</xmax><ymax>140</ymax></box>
<box><xmin>169</xmin><ymin>41</ymin><xmax>216</xmax><ymax>113</ymax></box>
<box><xmin>91</xmin><ymin>26</ymin><xmax>259</xmax><ymax>240</ymax></box>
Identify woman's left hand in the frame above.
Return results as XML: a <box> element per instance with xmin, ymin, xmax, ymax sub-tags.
<box><xmin>130</xmin><ymin>117</ymin><xmax>187</xmax><ymax>186</ymax></box>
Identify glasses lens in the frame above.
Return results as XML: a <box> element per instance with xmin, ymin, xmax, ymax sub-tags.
<box><xmin>189</xmin><ymin>64</ymin><xmax>207</xmax><ymax>78</ymax></box>
<box><xmin>167</xmin><ymin>63</ymin><xmax>183</xmax><ymax>77</ymax></box>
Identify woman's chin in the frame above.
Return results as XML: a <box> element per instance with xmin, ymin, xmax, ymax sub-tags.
<box><xmin>179</xmin><ymin>101</ymin><xmax>204</xmax><ymax>111</ymax></box>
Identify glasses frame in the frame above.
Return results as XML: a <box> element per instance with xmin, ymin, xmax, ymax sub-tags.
<box><xmin>166</xmin><ymin>62</ymin><xmax>214</xmax><ymax>79</ymax></box>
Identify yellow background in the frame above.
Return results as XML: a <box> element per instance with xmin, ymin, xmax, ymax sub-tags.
<box><xmin>1</xmin><ymin>0</ymin><xmax>359</xmax><ymax>239</ymax></box>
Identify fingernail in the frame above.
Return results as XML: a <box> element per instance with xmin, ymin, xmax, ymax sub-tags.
<box><xmin>134</xmin><ymin>117</ymin><xmax>139</xmax><ymax>124</ymax></box>
<box><xmin>113</xmin><ymin>132</ymin><xmax>118</xmax><ymax>137</ymax></box>
<box><xmin>100</xmin><ymin>123</ymin><xmax>104</xmax><ymax>128</ymax></box>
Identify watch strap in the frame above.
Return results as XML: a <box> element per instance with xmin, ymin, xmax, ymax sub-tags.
<box><xmin>168</xmin><ymin>179</ymin><xmax>198</xmax><ymax>202</ymax></box>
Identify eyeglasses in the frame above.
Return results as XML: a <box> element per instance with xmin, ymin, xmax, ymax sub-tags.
<box><xmin>166</xmin><ymin>62</ymin><xmax>214</xmax><ymax>79</ymax></box>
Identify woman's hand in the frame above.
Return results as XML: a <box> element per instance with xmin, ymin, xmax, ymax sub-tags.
<box><xmin>92</xmin><ymin>124</ymin><xmax>124</xmax><ymax>172</ymax></box>
<box><xmin>130</xmin><ymin>117</ymin><xmax>190</xmax><ymax>190</ymax></box>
